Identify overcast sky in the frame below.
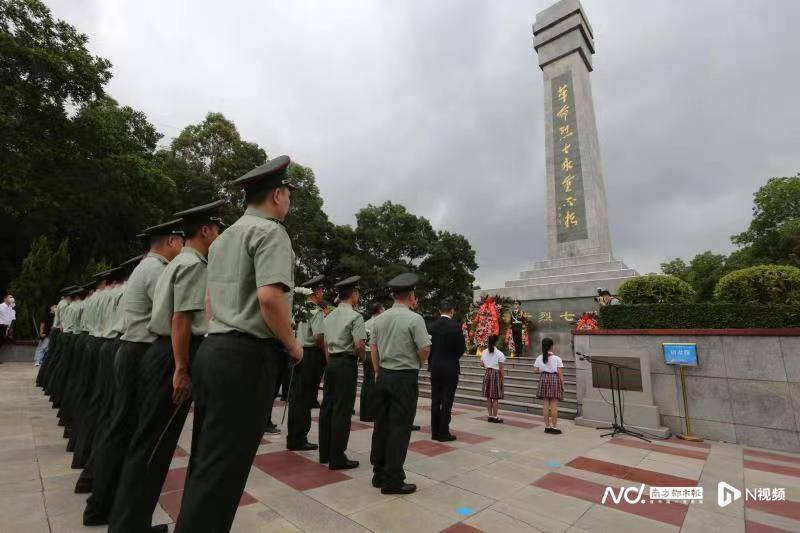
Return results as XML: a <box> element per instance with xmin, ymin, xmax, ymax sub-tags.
<box><xmin>48</xmin><ymin>0</ymin><xmax>800</xmax><ymax>289</ymax></box>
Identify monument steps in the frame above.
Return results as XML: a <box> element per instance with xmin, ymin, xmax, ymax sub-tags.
<box><xmin>357</xmin><ymin>357</ymin><xmax>579</xmax><ymax>419</ymax></box>
<box><xmin>520</xmin><ymin>259</ymin><xmax>629</xmax><ymax>279</ymax></box>
<box><xmin>531</xmin><ymin>253</ymin><xmax>612</xmax><ymax>270</ymax></box>
<box><xmin>506</xmin><ymin>268</ymin><xmax>637</xmax><ymax>287</ymax></box>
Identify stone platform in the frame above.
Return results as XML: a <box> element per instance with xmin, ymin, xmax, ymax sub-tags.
<box><xmin>4</xmin><ymin>363</ymin><xmax>800</xmax><ymax>532</ymax></box>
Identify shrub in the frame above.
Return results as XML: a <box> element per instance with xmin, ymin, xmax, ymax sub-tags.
<box><xmin>714</xmin><ymin>265</ymin><xmax>800</xmax><ymax>305</ymax></box>
<box><xmin>618</xmin><ymin>275</ymin><xmax>696</xmax><ymax>304</ymax></box>
<box><xmin>598</xmin><ymin>303</ymin><xmax>800</xmax><ymax>329</ymax></box>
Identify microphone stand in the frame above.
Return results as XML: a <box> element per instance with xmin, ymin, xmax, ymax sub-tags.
<box><xmin>577</xmin><ymin>352</ymin><xmax>650</xmax><ymax>443</ymax></box>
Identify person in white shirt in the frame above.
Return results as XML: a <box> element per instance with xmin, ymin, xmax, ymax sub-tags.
<box><xmin>0</xmin><ymin>294</ymin><xmax>16</xmax><ymax>346</ymax></box>
<box><xmin>533</xmin><ymin>337</ymin><xmax>564</xmax><ymax>434</ymax></box>
<box><xmin>480</xmin><ymin>335</ymin><xmax>505</xmax><ymax>423</ymax></box>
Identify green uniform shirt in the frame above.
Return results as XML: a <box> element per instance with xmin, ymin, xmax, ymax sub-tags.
<box><xmin>89</xmin><ymin>290</ymin><xmax>111</xmax><ymax>337</ymax></box>
<box><xmin>324</xmin><ymin>303</ymin><xmax>366</xmax><ymax>354</ymax></box>
<box><xmin>148</xmin><ymin>247</ymin><xmax>208</xmax><ymax>337</ymax></box>
<box><xmin>370</xmin><ymin>303</ymin><xmax>431</xmax><ymax>370</ymax></box>
<box><xmin>62</xmin><ymin>301</ymin><xmax>75</xmax><ymax>333</ymax></box>
<box><xmin>107</xmin><ymin>284</ymin><xmax>127</xmax><ymax>338</ymax></box>
<box><xmin>297</xmin><ymin>305</ymin><xmax>324</xmax><ymax>347</ymax></box>
<box><xmin>74</xmin><ymin>299</ymin><xmax>88</xmax><ymax>333</ymax></box>
<box><xmin>120</xmin><ymin>252</ymin><xmax>169</xmax><ymax>343</ymax></box>
<box><xmin>54</xmin><ymin>298</ymin><xmax>66</xmax><ymax>330</ymax></box>
<box><xmin>364</xmin><ymin>315</ymin><xmax>378</xmax><ymax>346</ymax></box>
<box><xmin>207</xmin><ymin>207</ymin><xmax>295</xmax><ymax>339</ymax></box>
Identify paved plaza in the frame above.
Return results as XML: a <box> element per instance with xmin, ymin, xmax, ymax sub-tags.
<box><xmin>2</xmin><ymin>363</ymin><xmax>800</xmax><ymax>532</ymax></box>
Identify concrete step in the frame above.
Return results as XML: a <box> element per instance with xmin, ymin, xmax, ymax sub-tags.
<box><xmin>420</xmin><ymin>369</ymin><xmax>576</xmax><ymax>387</ymax></box>
<box><xmin>530</xmin><ymin>253</ymin><xmax>612</xmax><ymax>270</ymax></box>
<box><xmin>519</xmin><ymin>259</ymin><xmax>629</xmax><ymax>280</ymax></box>
<box><xmin>416</xmin><ymin>375</ymin><xmax>577</xmax><ymax>400</ymax></box>
<box><xmin>417</xmin><ymin>387</ymin><xmax>578</xmax><ymax>418</ymax></box>
<box><xmin>506</xmin><ymin>268</ymin><xmax>638</xmax><ymax>287</ymax></box>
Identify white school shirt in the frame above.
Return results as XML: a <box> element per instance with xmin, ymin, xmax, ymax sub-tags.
<box><xmin>534</xmin><ymin>353</ymin><xmax>563</xmax><ymax>373</ymax></box>
<box><xmin>481</xmin><ymin>348</ymin><xmax>506</xmax><ymax>370</ymax></box>
<box><xmin>0</xmin><ymin>302</ymin><xmax>15</xmax><ymax>326</ymax></box>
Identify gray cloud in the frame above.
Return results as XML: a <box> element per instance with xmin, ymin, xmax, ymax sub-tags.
<box><xmin>48</xmin><ymin>0</ymin><xmax>800</xmax><ymax>289</ymax></box>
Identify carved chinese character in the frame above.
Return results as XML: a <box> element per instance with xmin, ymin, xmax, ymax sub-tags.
<box><xmin>561</xmin><ymin>143</ymin><xmax>571</xmax><ymax>155</ymax></box>
<box><xmin>559</xmin><ymin>124</ymin><xmax>573</xmax><ymax>140</ymax></box>
<box><xmin>563</xmin><ymin>211</ymin><xmax>578</xmax><ymax>228</ymax></box>
<box><xmin>562</xmin><ymin>174</ymin><xmax>574</xmax><ymax>192</ymax></box>
<box><xmin>558</xmin><ymin>84</ymin><xmax>569</xmax><ymax>104</ymax></box>
<box><xmin>564</xmin><ymin>196</ymin><xmax>576</xmax><ymax>206</ymax></box>
<box><xmin>556</xmin><ymin>104</ymin><xmax>569</xmax><ymax>121</ymax></box>
<box><xmin>561</xmin><ymin>157</ymin><xmax>573</xmax><ymax>172</ymax></box>
<box><xmin>560</xmin><ymin>311</ymin><xmax>576</xmax><ymax>321</ymax></box>
<box><xmin>538</xmin><ymin>311</ymin><xmax>553</xmax><ymax>322</ymax></box>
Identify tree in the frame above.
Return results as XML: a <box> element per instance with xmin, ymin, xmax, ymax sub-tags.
<box><xmin>0</xmin><ymin>0</ymin><xmax>112</xmax><ymax>290</ymax></box>
<box><xmin>168</xmin><ymin>112</ymin><xmax>266</xmax><ymax>207</ymax></box>
<box><xmin>660</xmin><ymin>258</ymin><xmax>689</xmax><ymax>280</ymax></box>
<box><xmin>732</xmin><ymin>175</ymin><xmax>800</xmax><ymax>266</ymax></box>
<box><xmin>418</xmin><ymin>231</ymin><xmax>478</xmax><ymax>314</ymax></box>
<box><xmin>9</xmin><ymin>236</ymin><xmax>69</xmax><ymax>339</ymax></box>
<box><xmin>686</xmin><ymin>251</ymin><xmax>727</xmax><ymax>302</ymax></box>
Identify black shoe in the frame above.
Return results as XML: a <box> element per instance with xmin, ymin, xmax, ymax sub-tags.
<box><xmin>371</xmin><ymin>476</ymin><xmax>383</xmax><ymax>488</ymax></box>
<box><xmin>329</xmin><ymin>459</ymin><xmax>359</xmax><ymax>470</ymax></box>
<box><xmin>82</xmin><ymin>508</ymin><xmax>108</xmax><ymax>526</ymax></box>
<box><xmin>381</xmin><ymin>483</ymin><xmax>416</xmax><ymax>495</ymax></box>
<box><xmin>411</xmin><ymin>425</ymin><xmax>421</xmax><ymax>431</ymax></box>
<box><xmin>151</xmin><ymin>525</ymin><xmax>169</xmax><ymax>533</ymax></box>
<box><xmin>550</xmin><ymin>428</ymin><xmax>562</xmax><ymax>434</ymax></box>
<box><xmin>487</xmin><ymin>417</ymin><xmax>497</xmax><ymax>423</ymax></box>
<box><xmin>544</xmin><ymin>427</ymin><xmax>554</xmax><ymax>434</ymax></box>
<box><xmin>264</xmin><ymin>424</ymin><xmax>281</xmax><ymax>435</ymax></box>
<box><xmin>430</xmin><ymin>434</ymin><xmax>440</xmax><ymax>441</ymax></box>
<box><xmin>438</xmin><ymin>434</ymin><xmax>457</xmax><ymax>442</ymax></box>
<box><xmin>288</xmin><ymin>442</ymin><xmax>318</xmax><ymax>451</ymax></box>
<box><xmin>74</xmin><ymin>480</ymin><xmax>92</xmax><ymax>494</ymax></box>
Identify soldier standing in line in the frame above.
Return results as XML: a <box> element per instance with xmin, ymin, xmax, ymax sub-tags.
<box><xmin>369</xmin><ymin>273</ymin><xmax>431</xmax><ymax>495</ymax></box>
<box><xmin>75</xmin><ymin>255</ymin><xmax>140</xmax><ymax>495</ymax></box>
<box><xmin>319</xmin><ymin>276</ymin><xmax>366</xmax><ymax>470</ymax></box>
<box><xmin>83</xmin><ymin>220</ymin><xmax>184</xmax><ymax>526</ymax></box>
<box><xmin>175</xmin><ymin>156</ymin><xmax>302</xmax><ymax>533</ymax></box>
<box><xmin>286</xmin><ymin>275</ymin><xmax>326</xmax><ymax>451</ymax></box>
<box><xmin>109</xmin><ymin>200</ymin><xmax>225</xmax><ymax>533</ymax></box>
<box><xmin>360</xmin><ymin>301</ymin><xmax>385</xmax><ymax>422</ymax></box>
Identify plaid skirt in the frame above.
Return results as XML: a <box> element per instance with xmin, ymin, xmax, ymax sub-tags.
<box><xmin>537</xmin><ymin>372</ymin><xmax>563</xmax><ymax>400</ymax></box>
<box><xmin>482</xmin><ymin>368</ymin><xmax>504</xmax><ymax>400</ymax></box>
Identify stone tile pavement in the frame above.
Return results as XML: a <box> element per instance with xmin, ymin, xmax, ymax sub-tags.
<box><xmin>2</xmin><ymin>362</ymin><xmax>800</xmax><ymax>532</ymax></box>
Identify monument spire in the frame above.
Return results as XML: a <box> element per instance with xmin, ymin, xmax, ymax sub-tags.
<box><xmin>479</xmin><ymin>0</ymin><xmax>636</xmax><ymax>351</ymax></box>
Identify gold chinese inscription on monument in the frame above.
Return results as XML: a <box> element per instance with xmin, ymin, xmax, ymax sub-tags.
<box><xmin>552</xmin><ymin>72</ymin><xmax>588</xmax><ymax>242</ymax></box>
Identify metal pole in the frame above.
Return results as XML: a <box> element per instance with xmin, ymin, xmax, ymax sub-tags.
<box><xmin>677</xmin><ymin>365</ymin><xmax>703</xmax><ymax>442</ymax></box>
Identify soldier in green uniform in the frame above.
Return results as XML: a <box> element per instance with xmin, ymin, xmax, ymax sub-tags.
<box><xmin>75</xmin><ymin>255</ymin><xmax>140</xmax><ymax>495</ymax></box>
<box><xmin>369</xmin><ymin>273</ymin><xmax>431</xmax><ymax>495</ymax></box>
<box><xmin>175</xmin><ymin>156</ymin><xmax>301</xmax><ymax>533</ymax></box>
<box><xmin>109</xmin><ymin>200</ymin><xmax>225</xmax><ymax>533</ymax></box>
<box><xmin>319</xmin><ymin>276</ymin><xmax>366</xmax><ymax>470</ymax></box>
<box><xmin>84</xmin><ymin>219</ymin><xmax>184</xmax><ymax>526</ymax></box>
<box><xmin>360</xmin><ymin>301</ymin><xmax>385</xmax><ymax>422</ymax></box>
<box><xmin>38</xmin><ymin>285</ymin><xmax>77</xmax><ymax>391</ymax></box>
<box><xmin>286</xmin><ymin>274</ymin><xmax>326</xmax><ymax>451</ymax></box>
<box><xmin>60</xmin><ymin>281</ymin><xmax>95</xmax><ymax>440</ymax></box>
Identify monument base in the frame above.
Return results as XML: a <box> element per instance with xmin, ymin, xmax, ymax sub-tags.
<box><xmin>573</xmin><ymin>414</ymin><xmax>671</xmax><ymax>439</ymax></box>
<box><xmin>476</xmin><ymin>253</ymin><xmax>637</xmax><ymax>358</ymax></box>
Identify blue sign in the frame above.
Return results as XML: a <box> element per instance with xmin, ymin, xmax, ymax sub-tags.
<box><xmin>663</xmin><ymin>343</ymin><xmax>699</xmax><ymax>366</ymax></box>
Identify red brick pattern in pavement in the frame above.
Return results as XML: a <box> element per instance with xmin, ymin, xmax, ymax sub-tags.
<box><xmin>158</xmin><ymin>466</ymin><xmax>257</xmax><ymax>521</ymax></box>
<box><xmin>417</xmin><ymin>425</ymin><xmax>493</xmax><ymax>445</ymax></box>
<box><xmin>408</xmin><ymin>439</ymin><xmax>457</xmax><ymax>457</ymax></box>
<box><xmin>567</xmin><ymin>456</ymin><xmax>699</xmax><ymax>486</ymax></box>
<box><xmin>608</xmin><ymin>437</ymin><xmax>709</xmax><ymax>460</ymax></box>
<box><xmin>533</xmin><ymin>472</ymin><xmax>689</xmax><ymax>527</ymax></box>
<box><xmin>745</xmin><ymin>459</ymin><xmax>800</xmax><ymax>479</ymax></box>
<box><xmin>745</xmin><ymin>449</ymin><xmax>800</xmax><ymax>466</ymax></box>
<box><xmin>253</xmin><ymin>450</ymin><xmax>352</xmax><ymax>491</ymax></box>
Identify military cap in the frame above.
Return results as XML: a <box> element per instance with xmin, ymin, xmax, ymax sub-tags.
<box><xmin>69</xmin><ymin>287</ymin><xmax>84</xmax><ymax>296</ymax></box>
<box><xmin>229</xmin><ymin>155</ymin><xmax>296</xmax><ymax>194</ymax></box>
<box><xmin>174</xmin><ymin>199</ymin><xmax>227</xmax><ymax>231</ymax></box>
<box><xmin>301</xmin><ymin>275</ymin><xmax>326</xmax><ymax>289</ymax></box>
<box><xmin>60</xmin><ymin>285</ymin><xmax>78</xmax><ymax>295</ymax></box>
<box><xmin>119</xmin><ymin>254</ymin><xmax>144</xmax><ymax>270</ymax></box>
<box><xmin>388</xmin><ymin>272</ymin><xmax>419</xmax><ymax>291</ymax></box>
<box><xmin>334</xmin><ymin>276</ymin><xmax>361</xmax><ymax>290</ymax></box>
<box><xmin>141</xmin><ymin>219</ymin><xmax>185</xmax><ymax>238</ymax></box>
<box><xmin>93</xmin><ymin>268</ymin><xmax>118</xmax><ymax>280</ymax></box>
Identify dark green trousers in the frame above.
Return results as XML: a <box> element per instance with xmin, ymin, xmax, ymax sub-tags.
<box><xmin>109</xmin><ymin>335</ymin><xmax>203</xmax><ymax>533</ymax></box>
<box><xmin>175</xmin><ymin>333</ymin><xmax>280</xmax><ymax>533</ymax></box>
<box><xmin>370</xmin><ymin>368</ymin><xmax>419</xmax><ymax>488</ymax></box>
<box><xmin>286</xmin><ymin>346</ymin><xmax>323</xmax><ymax>448</ymax></box>
<box><xmin>84</xmin><ymin>340</ymin><xmax>151</xmax><ymax>523</ymax></box>
<box><xmin>72</xmin><ymin>336</ymin><xmax>107</xmax><ymax>468</ymax></box>
<box><xmin>359</xmin><ymin>358</ymin><xmax>375</xmax><ymax>422</ymax></box>
<box><xmin>318</xmin><ymin>354</ymin><xmax>357</xmax><ymax>465</ymax></box>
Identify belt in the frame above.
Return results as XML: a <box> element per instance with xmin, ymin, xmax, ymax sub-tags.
<box><xmin>213</xmin><ymin>330</ymin><xmax>283</xmax><ymax>348</ymax></box>
<box><xmin>378</xmin><ymin>367</ymin><xmax>419</xmax><ymax>375</ymax></box>
<box><xmin>542</xmin><ymin>371</ymin><xmax>557</xmax><ymax>374</ymax></box>
<box><xmin>329</xmin><ymin>352</ymin><xmax>357</xmax><ymax>359</ymax></box>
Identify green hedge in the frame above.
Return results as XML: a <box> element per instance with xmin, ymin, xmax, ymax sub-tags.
<box><xmin>598</xmin><ymin>303</ymin><xmax>800</xmax><ymax>330</ymax></box>
<box><xmin>715</xmin><ymin>265</ymin><xmax>800</xmax><ymax>305</ymax></box>
<box><xmin>618</xmin><ymin>275</ymin><xmax>696</xmax><ymax>304</ymax></box>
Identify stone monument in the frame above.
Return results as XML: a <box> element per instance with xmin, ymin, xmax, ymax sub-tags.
<box><xmin>478</xmin><ymin>0</ymin><xmax>637</xmax><ymax>354</ymax></box>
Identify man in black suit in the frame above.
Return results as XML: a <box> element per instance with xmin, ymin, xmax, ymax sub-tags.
<box><xmin>427</xmin><ymin>299</ymin><xmax>466</xmax><ymax>442</ymax></box>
